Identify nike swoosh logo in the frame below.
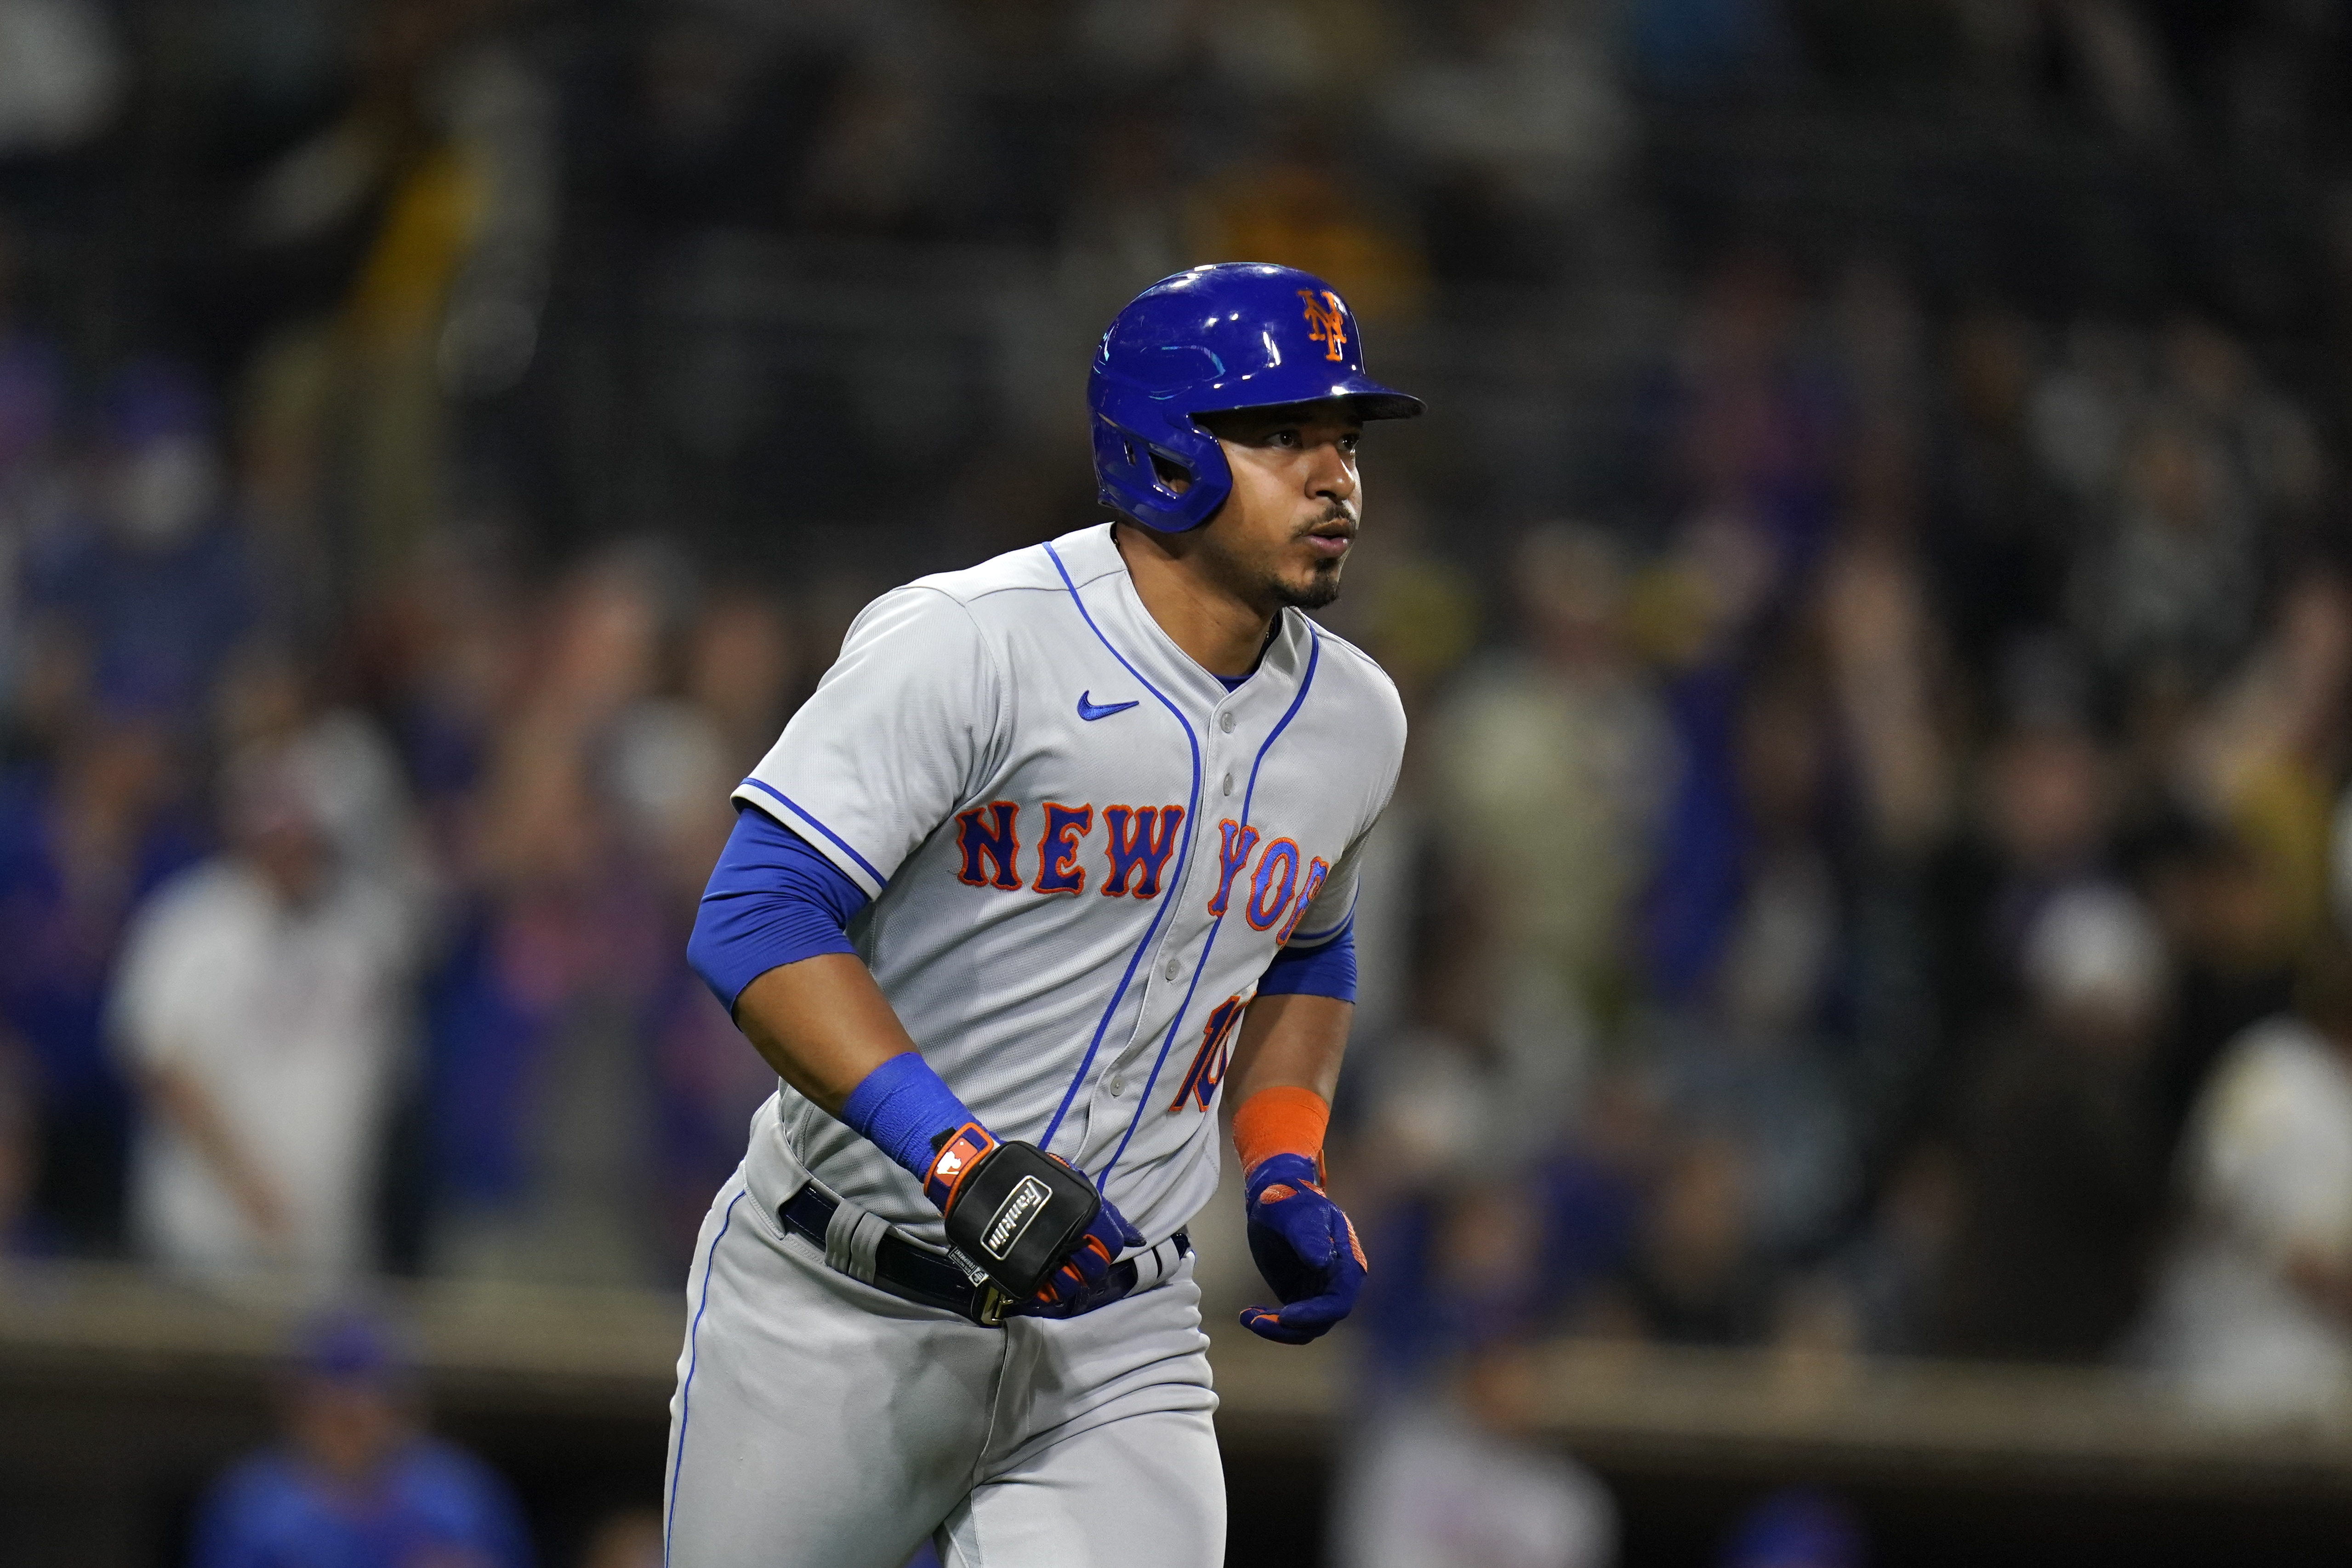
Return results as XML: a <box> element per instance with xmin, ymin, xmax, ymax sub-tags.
<box><xmin>1076</xmin><ymin>691</ymin><xmax>1140</xmax><ymax>722</ymax></box>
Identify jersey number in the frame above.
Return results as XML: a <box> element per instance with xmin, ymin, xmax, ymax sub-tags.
<box><xmin>1167</xmin><ymin>993</ymin><xmax>1249</xmax><ymax>1114</ymax></box>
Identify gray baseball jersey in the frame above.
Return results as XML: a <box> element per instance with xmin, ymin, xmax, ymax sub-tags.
<box><xmin>731</xmin><ymin>520</ymin><xmax>1405</xmax><ymax>1248</ymax></box>
<box><xmin>665</xmin><ymin>520</ymin><xmax>1404</xmax><ymax>1568</ymax></box>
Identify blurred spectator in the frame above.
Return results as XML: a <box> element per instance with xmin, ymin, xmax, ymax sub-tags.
<box><xmin>23</xmin><ymin>361</ymin><xmax>259</xmax><ymax>723</ymax></box>
<box><xmin>1641</xmin><ymin>658</ymin><xmax>1862</xmax><ymax>1268</ymax></box>
<box><xmin>609</xmin><ymin>599</ymin><xmax>778</xmax><ymax>1270</ymax></box>
<box><xmin>238</xmin><ymin>0</ymin><xmax>557</xmax><ymax>586</ymax></box>
<box><xmin>1434</xmin><ymin>525</ymin><xmax>1674</xmax><ymax>1038</ymax></box>
<box><xmin>0</xmin><ymin>712</ymin><xmax>199</xmax><ymax>1250</ymax></box>
<box><xmin>1810</xmin><ymin>494</ymin><xmax>1954</xmax><ymax>1156</ymax></box>
<box><xmin>1923</xmin><ymin>680</ymin><xmax>2117</xmax><ymax>1067</ymax></box>
<box><xmin>190</xmin><ymin>1309</ymin><xmax>531</xmax><ymax>1568</ymax></box>
<box><xmin>1938</xmin><ymin>884</ymin><xmax>2170</xmax><ymax>1360</ymax></box>
<box><xmin>1717</xmin><ymin>1488</ymin><xmax>1864</xmax><ymax>1568</ymax></box>
<box><xmin>2139</xmin><ymin>932</ymin><xmax>2352</xmax><ymax>1427</ymax></box>
<box><xmin>2160</xmin><ymin>320</ymin><xmax>2327</xmax><ymax>544</ymax></box>
<box><xmin>1632</xmin><ymin>254</ymin><xmax>1850</xmax><ymax>1007</ymax></box>
<box><xmin>422</xmin><ymin>553</ymin><xmax>678</xmax><ymax>1286</ymax></box>
<box><xmin>361</xmin><ymin>530</ymin><xmax>526</xmax><ymax>834</ymax></box>
<box><xmin>2135</xmin><ymin>568</ymin><xmax>2352</xmax><ymax>1152</ymax></box>
<box><xmin>1624</xmin><ymin>1132</ymin><xmax>1771</xmax><ymax>1345</ymax></box>
<box><xmin>1647</xmin><ymin>250</ymin><xmax>1845</xmax><ymax>582</ymax></box>
<box><xmin>2070</xmin><ymin>407</ymin><xmax>2261</xmax><ymax>692</ymax></box>
<box><xmin>114</xmin><ymin>741</ymin><xmax>417</xmax><ymax>1282</ymax></box>
<box><xmin>1334</xmin><ymin>1335</ymin><xmax>1618</xmax><ymax>1568</ymax></box>
<box><xmin>1356</xmin><ymin>1160</ymin><xmax>1638</xmax><ymax>1393</ymax></box>
<box><xmin>2174</xmin><ymin>569</ymin><xmax>2352</xmax><ymax>946</ymax></box>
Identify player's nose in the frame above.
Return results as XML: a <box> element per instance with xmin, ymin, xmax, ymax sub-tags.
<box><xmin>1304</xmin><ymin>437</ymin><xmax>1357</xmax><ymax>504</ymax></box>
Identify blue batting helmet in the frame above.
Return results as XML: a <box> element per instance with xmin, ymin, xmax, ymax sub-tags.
<box><xmin>1088</xmin><ymin>263</ymin><xmax>1424</xmax><ymax>533</ymax></box>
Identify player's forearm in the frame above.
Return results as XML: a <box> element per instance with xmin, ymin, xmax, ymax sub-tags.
<box><xmin>1226</xmin><ymin>992</ymin><xmax>1367</xmax><ymax>1344</ymax></box>
<box><xmin>732</xmin><ymin>954</ymin><xmax>924</xmax><ymax>1117</ymax></box>
<box><xmin>140</xmin><ymin>1064</ymin><xmax>288</xmax><ymax>1237</ymax></box>
<box><xmin>1224</xmin><ymin>992</ymin><xmax>1351</xmax><ymax>1106</ymax></box>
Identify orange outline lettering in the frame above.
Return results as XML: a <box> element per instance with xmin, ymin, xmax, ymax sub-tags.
<box><xmin>1031</xmin><ymin>802</ymin><xmax>1093</xmax><ymax>895</ymax></box>
<box><xmin>1101</xmin><ymin>804</ymin><xmax>1185</xmax><ymax>899</ymax></box>
<box><xmin>1245</xmin><ymin>838</ymin><xmax>1300</xmax><ymax>931</ymax></box>
<box><xmin>954</xmin><ymin>801</ymin><xmax>1023</xmax><ymax>890</ymax></box>
<box><xmin>1206</xmin><ymin>819</ymin><xmax>1261</xmax><ymax>917</ymax></box>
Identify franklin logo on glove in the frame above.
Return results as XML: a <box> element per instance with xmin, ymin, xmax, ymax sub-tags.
<box><xmin>983</xmin><ymin>1176</ymin><xmax>1054</xmax><ymax>1260</ymax></box>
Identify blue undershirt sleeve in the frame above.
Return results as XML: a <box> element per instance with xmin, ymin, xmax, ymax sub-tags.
<box><xmin>689</xmin><ymin>806</ymin><xmax>984</xmax><ymax>1179</ymax></box>
<box><xmin>688</xmin><ymin>804</ymin><xmax>871</xmax><ymax>1013</ymax></box>
<box><xmin>1256</xmin><ymin>918</ymin><xmax>1358</xmax><ymax>1003</ymax></box>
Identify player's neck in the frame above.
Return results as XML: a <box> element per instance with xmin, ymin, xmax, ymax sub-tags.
<box><xmin>1111</xmin><ymin>522</ymin><xmax>1277</xmax><ymax>680</ymax></box>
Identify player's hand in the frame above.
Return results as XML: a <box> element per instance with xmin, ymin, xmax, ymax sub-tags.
<box><xmin>1013</xmin><ymin>1168</ymin><xmax>1145</xmax><ymax>1320</ymax></box>
<box><xmin>1238</xmin><ymin>1152</ymin><xmax>1367</xmax><ymax>1345</ymax></box>
<box><xmin>927</xmin><ymin>1127</ymin><xmax>1144</xmax><ymax>1317</ymax></box>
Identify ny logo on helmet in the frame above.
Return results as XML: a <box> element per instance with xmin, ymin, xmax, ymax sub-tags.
<box><xmin>1297</xmin><ymin>290</ymin><xmax>1348</xmax><ymax>363</ymax></box>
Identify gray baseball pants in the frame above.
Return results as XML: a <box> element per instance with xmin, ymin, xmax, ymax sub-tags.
<box><xmin>661</xmin><ymin>1165</ymin><xmax>1226</xmax><ymax>1568</ymax></box>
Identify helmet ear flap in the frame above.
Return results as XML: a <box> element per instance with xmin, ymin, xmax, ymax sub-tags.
<box><xmin>1091</xmin><ymin>411</ymin><xmax>1230</xmax><ymax>531</ymax></box>
<box><xmin>1145</xmin><ymin>447</ymin><xmax>1193</xmax><ymax>499</ymax></box>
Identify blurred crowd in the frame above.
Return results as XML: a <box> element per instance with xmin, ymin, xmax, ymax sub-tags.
<box><xmin>1330</xmin><ymin>257</ymin><xmax>2352</xmax><ymax>1385</ymax></box>
<box><xmin>0</xmin><ymin>326</ymin><xmax>800</xmax><ymax>1289</ymax></box>
<box><xmin>2</xmin><ymin>1</ymin><xmax>2352</xmax><ymax>1565</ymax></box>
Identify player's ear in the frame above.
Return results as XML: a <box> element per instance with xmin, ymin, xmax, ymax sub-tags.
<box><xmin>1151</xmin><ymin>455</ymin><xmax>1192</xmax><ymax>495</ymax></box>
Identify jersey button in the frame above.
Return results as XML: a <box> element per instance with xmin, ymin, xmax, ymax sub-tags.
<box><xmin>1163</xmin><ymin>956</ymin><xmax>1182</xmax><ymax>981</ymax></box>
<box><xmin>1222</xmin><ymin>772</ymin><xmax>1234</xmax><ymax>796</ymax></box>
<box><xmin>1219</xmin><ymin>711</ymin><xmax>1236</xmax><ymax>734</ymax></box>
<box><xmin>1107</xmin><ymin>1073</ymin><xmax>1127</xmax><ymax>1095</ymax></box>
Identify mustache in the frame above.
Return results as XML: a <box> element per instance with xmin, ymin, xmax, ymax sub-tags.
<box><xmin>1299</xmin><ymin>503</ymin><xmax>1358</xmax><ymax>535</ymax></box>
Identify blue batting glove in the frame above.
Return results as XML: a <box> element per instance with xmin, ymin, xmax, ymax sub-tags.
<box><xmin>1238</xmin><ymin>1152</ymin><xmax>1367</xmax><ymax>1345</ymax></box>
<box><xmin>1011</xmin><ymin>1162</ymin><xmax>1146</xmax><ymax>1321</ymax></box>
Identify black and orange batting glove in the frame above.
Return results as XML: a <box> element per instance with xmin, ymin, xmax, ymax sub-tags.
<box><xmin>923</xmin><ymin>1123</ymin><xmax>1143</xmax><ymax>1318</ymax></box>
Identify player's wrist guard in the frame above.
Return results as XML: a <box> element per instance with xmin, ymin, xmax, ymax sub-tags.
<box><xmin>924</xmin><ymin>1124</ymin><xmax>1105</xmax><ymax>1303</ymax></box>
<box><xmin>1233</xmin><ymin>1083</ymin><xmax>1332</xmax><ymax>1182</ymax></box>
<box><xmin>1232</xmin><ymin>1086</ymin><xmax>1367</xmax><ymax>1345</ymax></box>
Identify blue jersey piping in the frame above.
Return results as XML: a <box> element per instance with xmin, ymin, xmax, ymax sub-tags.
<box><xmin>1289</xmin><ymin>891</ymin><xmax>1359</xmax><ymax>949</ymax></box>
<box><xmin>738</xmin><ymin>778</ymin><xmax>888</xmax><ymax>889</ymax></box>
<box><xmin>664</xmin><ymin>1186</ymin><xmax>745</xmax><ymax>1564</ymax></box>
<box><xmin>1096</xmin><ymin>625</ymin><xmax>1321</xmax><ymax>1181</ymax></box>
<box><xmin>1036</xmin><ymin>541</ymin><xmax>1204</xmax><ymax>1154</ymax></box>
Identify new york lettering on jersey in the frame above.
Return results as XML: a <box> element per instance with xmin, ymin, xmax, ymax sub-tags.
<box><xmin>729</xmin><ymin>522</ymin><xmax>1406</xmax><ymax>1253</ymax></box>
<box><xmin>954</xmin><ymin>801</ymin><xmax>1327</xmax><ymax>940</ymax></box>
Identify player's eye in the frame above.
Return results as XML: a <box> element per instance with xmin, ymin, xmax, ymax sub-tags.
<box><xmin>1271</xmin><ymin>429</ymin><xmax>1300</xmax><ymax>447</ymax></box>
<box><xmin>1338</xmin><ymin>434</ymin><xmax>1360</xmax><ymax>454</ymax></box>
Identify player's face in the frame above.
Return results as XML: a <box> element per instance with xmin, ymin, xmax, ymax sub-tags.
<box><xmin>1193</xmin><ymin>402</ymin><xmax>1365</xmax><ymax>612</ymax></box>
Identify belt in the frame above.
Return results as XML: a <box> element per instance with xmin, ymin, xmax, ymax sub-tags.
<box><xmin>779</xmin><ymin>1182</ymin><xmax>1187</xmax><ymax>1328</ymax></box>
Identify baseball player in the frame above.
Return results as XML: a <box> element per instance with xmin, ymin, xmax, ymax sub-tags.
<box><xmin>663</xmin><ymin>262</ymin><xmax>1419</xmax><ymax>1568</ymax></box>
